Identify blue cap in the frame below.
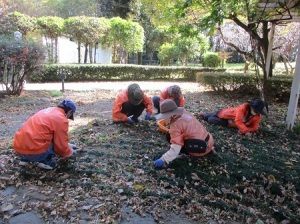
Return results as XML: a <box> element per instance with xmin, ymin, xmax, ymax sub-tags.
<box><xmin>61</xmin><ymin>99</ymin><xmax>76</xmax><ymax>120</ymax></box>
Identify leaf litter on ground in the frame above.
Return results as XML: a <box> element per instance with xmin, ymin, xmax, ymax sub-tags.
<box><xmin>0</xmin><ymin>88</ymin><xmax>299</xmax><ymax>223</ymax></box>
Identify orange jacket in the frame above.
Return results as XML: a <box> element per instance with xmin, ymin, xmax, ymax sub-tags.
<box><xmin>13</xmin><ymin>107</ymin><xmax>72</xmax><ymax>158</ymax></box>
<box><xmin>217</xmin><ymin>103</ymin><xmax>262</xmax><ymax>134</ymax></box>
<box><xmin>160</xmin><ymin>87</ymin><xmax>185</xmax><ymax>107</ymax></box>
<box><xmin>169</xmin><ymin>111</ymin><xmax>214</xmax><ymax>157</ymax></box>
<box><xmin>112</xmin><ymin>89</ymin><xmax>153</xmax><ymax>122</ymax></box>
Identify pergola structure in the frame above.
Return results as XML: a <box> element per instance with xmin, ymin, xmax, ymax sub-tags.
<box><xmin>257</xmin><ymin>0</ymin><xmax>300</xmax><ymax>130</ymax></box>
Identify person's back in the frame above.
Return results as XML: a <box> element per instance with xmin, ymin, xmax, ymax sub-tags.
<box><xmin>13</xmin><ymin>99</ymin><xmax>78</xmax><ymax>170</ymax></box>
<box><xmin>14</xmin><ymin>107</ymin><xmax>70</xmax><ymax>157</ymax></box>
<box><xmin>154</xmin><ymin>99</ymin><xmax>214</xmax><ymax>168</ymax></box>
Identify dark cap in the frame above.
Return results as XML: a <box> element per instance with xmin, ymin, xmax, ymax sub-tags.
<box><xmin>59</xmin><ymin>99</ymin><xmax>76</xmax><ymax>120</ymax></box>
<box><xmin>249</xmin><ymin>99</ymin><xmax>267</xmax><ymax>115</ymax></box>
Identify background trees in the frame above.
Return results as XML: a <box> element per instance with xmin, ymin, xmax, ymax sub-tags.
<box><xmin>101</xmin><ymin>17</ymin><xmax>144</xmax><ymax>64</ymax></box>
<box><xmin>37</xmin><ymin>16</ymin><xmax>64</xmax><ymax>63</ymax></box>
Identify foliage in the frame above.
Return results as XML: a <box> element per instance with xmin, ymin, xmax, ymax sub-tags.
<box><xmin>157</xmin><ymin>43</ymin><xmax>179</xmax><ymax>66</ymax></box>
<box><xmin>175</xmin><ymin>34</ymin><xmax>209</xmax><ymax>66</ymax></box>
<box><xmin>29</xmin><ymin>64</ymin><xmax>224</xmax><ymax>82</ymax></box>
<box><xmin>0</xmin><ymin>35</ymin><xmax>45</xmax><ymax>95</ymax></box>
<box><xmin>50</xmin><ymin>0</ymin><xmax>98</xmax><ymax>18</ymax></box>
<box><xmin>0</xmin><ymin>11</ymin><xmax>36</xmax><ymax>38</ymax></box>
<box><xmin>147</xmin><ymin>25</ymin><xmax>177</xmax><ymax>52</ymax></box>
<box><xmin>196</xmin><ymin>72</ymin><xmax>293</xmax><ymax>101</ymax></box>
<box><xmin>5</xmin><ymin>0</ymin><xmax>98</xmax><ymax>18</ymax></box>
<box><xmin>202</xmin><ymin>52</ymin><xmax>221</xmax><ymax>68</ymax></box>
<box><xmin>63</xmin><ymin>16</ymin><xmax>89</xmax><ymax>63</ymax></box>
<box><xmin>36</xmin><ymin>16</ymin><xmax>64</xmax><ymax>63</ymax></box>
<box><xmin>36</xmin><ymin>16</ymin><xmax>64</xmax><ymax>39</ymax></box>
<box><xmin>102</xmin><ymin>17</ymin><xmax>144</xmax><ymax>64</ymax></box>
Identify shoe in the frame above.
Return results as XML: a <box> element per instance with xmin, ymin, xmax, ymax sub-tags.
<box><xmin>198</xmin><ymin>112</ymin><xmax>205</xmax><ymax>120</ymax></box>
<box><xmin>19</xmin><ymin>159</ymin><xmax>29</xmax><ymax>166</ymax></box>
<box><xmin>38</xmin><ymin>156</ymin><xmax>56</xmax><ymax>170</ymax></box>
<box><xmin>131</xmin><ymin>116</ymin><xmax>140</xmax><ymax>123</ymax></box>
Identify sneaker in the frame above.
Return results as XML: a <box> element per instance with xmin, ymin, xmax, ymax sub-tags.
<box><xmin>198</xmin><ymin>112</ymin><xmax>205</xmax><ymax>120</ymax></box>
<box><xmin>38</xmin><ymin>156</ymin><xmax>56</xmax><ymax>170</ymax></box>
<box><xmin>19</xmin><ymin>159</ymin><xmax>29</xmax><ymax>166</ymax></box>
<box><xmin>131</xmin><ymin>116</ymin><xmax>140</xmax><ymax>123</ymax></box>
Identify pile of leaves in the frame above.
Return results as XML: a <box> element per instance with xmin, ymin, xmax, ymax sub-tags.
<box><xmin>0</xmin><ymin>90</ymin><xmax>299</xmax><ymax>223</ymax></box>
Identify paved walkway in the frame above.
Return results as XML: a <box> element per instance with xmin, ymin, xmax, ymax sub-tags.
<box><xmin>22</xmin><ymin>81</ymin><xmax>204</xmax><ymax>92</ymax></box>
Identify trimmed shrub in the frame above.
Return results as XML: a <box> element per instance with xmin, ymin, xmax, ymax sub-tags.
<box><xmin>29</xmin><ymin>64</ymin><xmax>226</xmax><ymax>82</ymax></box>
<box><xmin>196</xmin><ymin>72</ymin><xmax>293</xmax><ymax>100</ymax></box>
<box><xmin>202</xmin><ymin>52</ymin><xmax>221</xmax><ymax>68</ymax></box>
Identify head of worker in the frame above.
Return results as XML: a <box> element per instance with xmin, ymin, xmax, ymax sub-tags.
<box><xmin>58</xmin><ymin>99</ymin><xmax>77</xmax><ymax>120</ymax></box>
<box><xmin>127</xmin><ymin>83</ymin><xmax>144</xmax><ymax>106</ymax></box>
<box><xmin>155</xmin><ymin>99</ymin><xmax>184</xmax><ymax>121</ymax></box>
<box><xmin>167</xmin><ymin>85</ymin><xmax>182</xmax><ymax>99</ymax></box>
<box><xmin>248</xmin><ymin>98</ymin><xmax>268</xmax><ymax>116</ymax></box>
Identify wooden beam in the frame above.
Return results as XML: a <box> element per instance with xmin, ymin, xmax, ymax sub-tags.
<box><xmin>286</xmin><ymin>38</ymin><xmax>300</xmax><ymax>130</ymax></box>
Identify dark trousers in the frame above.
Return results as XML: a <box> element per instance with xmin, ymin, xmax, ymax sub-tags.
<box><xmin>122</xmin><ymin>102</ymin><xmax>145</xmax><ymax>119</ymax></box>
<box><xmin>153</xmin><ymin>96</ymin><xmax>180</xmax><ymax>114</ymax></box>
<box><xmin>165</xmin><ymin>133</ymin><xmax>189</xmax><ymax>154</ymax></box>
<box><xmin>203</xmin><ymin>111</ymin><xmax>228</xmax><ymax>126</ymax></box>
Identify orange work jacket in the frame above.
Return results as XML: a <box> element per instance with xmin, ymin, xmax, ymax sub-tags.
<box><xmin>169</xmin><ymin>111</ymin><xmax>214</xmax><ymax>157</ymax></box>
<box><xmin>217</xmin><ymin>103</ymin><xmax>262</xmax><ymax>134</ymax></box>
<box><xmin>13</xmin><ymin>107</ymin><xmax>72</xmax><ymax>158</ymax></box>
<box><xmin>112</xmin><ymin>89</ymin><xmax>153</xmax><ymax>122</ymax></box>
<box><xmin>160</xmin><ymin>87</ymin><xmax>185</xmax><ymax>107</ymax></box>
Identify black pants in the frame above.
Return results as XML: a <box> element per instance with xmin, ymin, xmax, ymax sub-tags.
<box><xmin>166</xmin><ymin>133</ymin><xmax>209</xmax><ymax>154</ymax></box>
<box><xmin>203</xmin><ymin>111</ymin><xmax>228</xmax><ymax>126</ymax></box>
<box><xmin>122</xmin><ymin>102</ymin><xmax>145</xmax><ymax>119</ymax></box>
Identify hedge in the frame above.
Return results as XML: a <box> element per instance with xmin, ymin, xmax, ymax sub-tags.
<box><xmin>29</xmin><ymin>64</ymin><xmax>226</xmax><ymax>82</ymax></box>
<box><xmin>196</xmin><ymin>72</ymin><xmax>293</xmax><ymax>100</ymax></box>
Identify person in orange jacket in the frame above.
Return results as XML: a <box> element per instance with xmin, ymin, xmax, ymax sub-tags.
<box><xmin>13</xmin><ymin>99</ymin><xmax>78</xmax><ymax>170</ymax></box>
<box><xmin>154</xmin><ymin>99</ymin><xmax>214</xmax><ymax>168</ymax></box>
<box><xmin>199</xmin><ymin>98</ymin><xmax>268</xmax><ymax>136</ymax></box>
<box><xmin>152</xmin><ymin>85</ymin><xmax>185</xmax><ymax>113</ymax></box>
<box><xmin>112</xmin><ymin>83</ymin><xmax>153</xmax><ymax>124</ymax></box>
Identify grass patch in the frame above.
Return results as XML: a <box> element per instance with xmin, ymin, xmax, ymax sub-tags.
<box><xmin>45</xmin><ymin>90</ymin><xmax>63</xmax><ymax>97</ymax></box>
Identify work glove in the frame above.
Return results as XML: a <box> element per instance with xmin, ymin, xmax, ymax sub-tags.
<box><xmin>154</xmin><ymin>158</ymin><xmax>164</xmax><ymax>168</ymax></box>
<box><xmin>127</xmin><ymin>117</ymin><xmax>135</xmax><ymax>125</ymax></box>
<box><xmin>145</xmin><ymin>113</ymin><xmax>151</xmax><ymax>120</ymax></box>
<box><xmin>69</xmin><ymin>143</ymin><xmax>79</xmax><ymax>150</ymax></box>
<box><xmin>69</xmin><ymin>143</ymin><xmax>79</xmax><ymax>155</ymax></box>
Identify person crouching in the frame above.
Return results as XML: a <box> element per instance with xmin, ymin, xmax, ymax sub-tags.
<box><xmin>154</xmin><ymin>99</ymin><xmax>214</xmax><ymax>168</ymax></box>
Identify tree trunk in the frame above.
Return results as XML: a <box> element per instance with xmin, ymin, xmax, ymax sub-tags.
<box><xmin>84</xmin><ymin>44</ymin><xmax>88</xmax><ymax>64</ymax></box>
<box><xmin>55</xmin><ymin>37</ymin><xmax>58</xmax><ymax>63</ymax></box>
<box><xmin>89</xmin><ymin>45</ymin><xmax>93</xmax><ymax>63</ymax></box>
<box><xmin>78</xmin><ymin>42</ymin><xmax>81</xmax><ymax>63</ymax></box>
<box><xmin>138</xmin><ymin>52</ymin><xmax>142</xmax><ymax>65</ymax></box>
<box><xmin>94</xmin><ymin>43</ymin><xmax>98</xmax><ymax>63</ymax></box>
<box><xmin>113</xmin><ymin>43</ymin><xmax>117</xmax><ymax>63</ymax></box>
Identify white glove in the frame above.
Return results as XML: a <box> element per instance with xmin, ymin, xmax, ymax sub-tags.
<box><xmin>69</xmin><ymin>143</ymin><xmax>78</xmax><ymax>150</ymax></box>
<box><xmin>68</xmin><ymin>143</ymin><xmax>79</xmax><ymax>156</ymax></box>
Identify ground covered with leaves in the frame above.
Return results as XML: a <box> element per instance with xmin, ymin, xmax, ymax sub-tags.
<box><xmin>0</xmin><ymin>85</ymin><xmax>300</xmax><ymax>224</ymax></box>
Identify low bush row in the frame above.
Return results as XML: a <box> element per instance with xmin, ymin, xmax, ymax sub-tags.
<box><xmin>196</xmin><ymin>72</ymin><xmax>293</xmax><ymax>100</ymax></box>
<box><xmin>29</xmin><ymin>64</ymin><xmax>226</xmax><ymax>82</ymax></box>
<box><xmin>28</xmin><ymin>64</ymin><xmax>293</xmax><ymax>101</ymax></box>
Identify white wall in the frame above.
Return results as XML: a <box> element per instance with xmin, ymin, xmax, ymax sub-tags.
<box><xmin>43</xmin><ymin>37</ymin><xmax>112</xmax><ymax>64</ymax></box>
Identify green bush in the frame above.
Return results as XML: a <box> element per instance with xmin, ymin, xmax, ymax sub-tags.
<box><xmin>196</xmin><ymin>72</ymin><xmax>293</xmax><ymax>100</ymax></box>
<box><xmin>202</xmin><ymin>52</ymin><xmax>221</xmax><ymax>68</ymax></box>
<box><xmin>29</xmin><ymin>64</ymin><xmax>226</xmax><ymax>82</ymax></box>
<box><xmin>0</xmin><ymin>35</ymin><xmax>45</xmax><ymax>95</ymax></box>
